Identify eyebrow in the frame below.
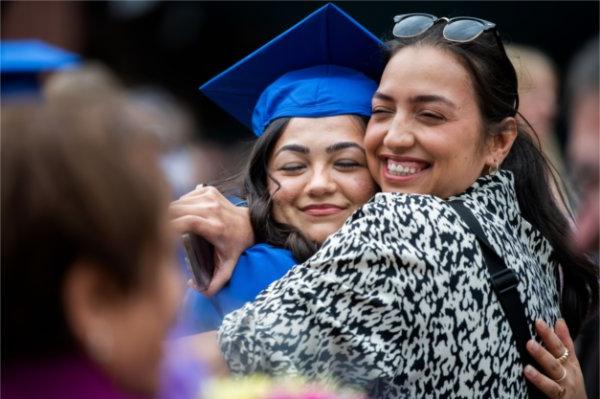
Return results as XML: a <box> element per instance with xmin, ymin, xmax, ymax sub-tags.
<box><xmin>274</xmin><ymin>141</ymin><xmax>364</xmax><ymax>156</ymax></box>
<box><xmin>326</xmin><ymin>141</ymin><xmax>364</xmax><ymax>154</ymax></box>
<box><xmin>410</xmin><ymin>94</ymin><xmax>456</xmax><ymax>109</ymax></box>
<box><xmin>275</xmin><ymin>144</ymin><xmax>309</xmax><ymax>156</ymax></box>
<box><xmin>373</xmin><ymin>91</ymin><xmax>394</xmax><ymax>102</ymax></box>
<box><xmin>373</xmin><ymin>91</ymin><xmax>457</xmax><ymax>109</ymax></box>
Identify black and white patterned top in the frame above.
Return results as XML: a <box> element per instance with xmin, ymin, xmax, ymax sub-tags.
<box><xmin>218</xmin><ymin>171</ymin><xmax>560</xmax><ymax>398</ymax></box>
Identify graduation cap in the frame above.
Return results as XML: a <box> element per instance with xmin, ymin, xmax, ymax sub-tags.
<box><xmin>200</xmin><ymin>3</ymin><xmax>384</xmax><ymax>136</ymax></box>
<box><xmin>1</xmin><ymin>39</ymin><xmax>80</xmax><ymax>98</ymax></box>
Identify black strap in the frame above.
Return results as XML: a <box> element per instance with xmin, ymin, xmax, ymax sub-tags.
<box><xmin>448</xmin><ymin>200</ymin><xmax>544</xmax><ymax>398</ymax></box>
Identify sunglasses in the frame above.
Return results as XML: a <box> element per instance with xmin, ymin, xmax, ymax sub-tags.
<box><xmin>393</xmin><ymin>13</ymin><xmax>497</xmax><ymax>43</ymax></box>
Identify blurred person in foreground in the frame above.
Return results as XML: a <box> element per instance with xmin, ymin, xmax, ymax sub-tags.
<box><xmin>42</xmin><ymin>63</ymin><xmax>210</xmax><ymax>199</ymax></box>
<box><xmin>1</xmin><ymin>98</ymin><xmax>183</xmax><ymax>399</ymax></box>
<box><xmin>565</xmin><ymin>36</ymin><xmax>599</xmax><ymax>399</ymax></box>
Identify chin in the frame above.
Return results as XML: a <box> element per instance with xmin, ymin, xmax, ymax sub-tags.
<box><xmin>307</xmin><ymin>228</ymin><xmax>337</xmax><ymax>244</ymax></box>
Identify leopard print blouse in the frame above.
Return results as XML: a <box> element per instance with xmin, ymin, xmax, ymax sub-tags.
<box><xmin>218</xmin><ymin>171</ymin><xmax>561</xmax><ymax>398</ymax></box>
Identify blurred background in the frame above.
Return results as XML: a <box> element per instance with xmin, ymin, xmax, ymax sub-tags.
<box><xmin>3</xmin><ymin>1</ymin><xmax>598</xmax><ymax>187</ymax></box>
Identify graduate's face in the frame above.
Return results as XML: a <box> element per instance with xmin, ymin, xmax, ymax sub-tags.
<box><xmin>364</xmin><ymin>46</ymin><xmax>491</xmax><ymax>198</ymax></box>
<box><xmin>268</xmin><ymin>115</ymin><xmax>377</xmax><ymax>243</ymax></box>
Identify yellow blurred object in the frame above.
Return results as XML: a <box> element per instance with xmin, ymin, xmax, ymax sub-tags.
<box><xmin>201</xmin><ymin>374</ymin><xmax>367</xmax><ymax>399</ymax></box>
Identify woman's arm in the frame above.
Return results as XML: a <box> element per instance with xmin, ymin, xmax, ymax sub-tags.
<box><xmin>169</xmin><ymin>185</ymin><xmax>254</xmax><ymax>296</ymax></box>
<box><xmin>525</xmin><ymin>319</ymin><xmax>587</xmax><ymax>399</ymax></box>
<box><xmin>217</xmin><ymin>194</ymin><xmax>451</xmax><ymax>387</ymax></box>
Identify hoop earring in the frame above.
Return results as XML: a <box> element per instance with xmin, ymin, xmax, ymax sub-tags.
<box><xmin>488</xmin><ymin>161</ymin><xmax>499</xmax><ymax>175</ymax></box>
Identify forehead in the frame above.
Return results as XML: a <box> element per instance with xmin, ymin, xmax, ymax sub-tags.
<box><xmin>274</xmin><ymin>115</ymin><xmax>366</xmax><ymax>148</ymax></box>
<box><xmin>379</xmin><ymin>46</ymin><xmax>476</xmax><ymax>100</ymax></box>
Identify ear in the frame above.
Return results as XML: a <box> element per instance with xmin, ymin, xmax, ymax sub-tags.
<box><xmin>486</xmin><ymin>117</ymin><xmax>518</xmax><ymax>168</ymax></box>
<box><xmin>62</xmin><ymin>260</ymin><xmax>119</xmax><ymax>362</ymax></box>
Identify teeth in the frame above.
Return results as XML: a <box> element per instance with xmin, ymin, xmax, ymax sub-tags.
<box><xmin>387</xmin><ymin>160</ymin><xmax>423</xmax><ymax>176</ymax></box>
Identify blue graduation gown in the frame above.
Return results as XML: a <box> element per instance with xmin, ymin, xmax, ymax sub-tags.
<box><xmin>178</xmin><ymin>243</ymin><xmax>296</xmax><ymax>334</ymax></box>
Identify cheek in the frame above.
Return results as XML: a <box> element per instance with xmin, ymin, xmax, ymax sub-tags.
<box><xmin>268</xmin><ymin>176</ymin><xmax>303</xmax><ymax>223</ymax></box>
<box><xmin>270</xmin><ymin>182</ymin><xmax>299</xmax><ymax>206</ymax></box>
<box><xmin>364</xmin><ymin>122</ymin><xmax>386</xmax><ymax>174</ymax></box>
<box><xmin>428</xmin><ymin>124</ymin><xmax>482</xmax><ymax>163</ymax></box>
<box><xmin>343</xmin><ymin>174</ymin><xmax>377</xmax><ymax>205</ymax></box>
<box><xmin>363</xmin><ymin>121</ymin><xmax>382</xmax><ymax>155</ymax></box>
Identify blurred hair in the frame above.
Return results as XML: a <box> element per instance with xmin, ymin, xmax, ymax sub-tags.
<box><xmin>1</xmin><ymin>98</ymin><xmax>169</xmax><ymax>363</ymax></box>
<box><xmin>43</xmin><ymin>62</ymin><xmax>122</xmax><ymax>103</ymax></box>
<box><xmin>506</xmin><ymin>44</ymin><xmax>558</xmax><ymax>93</ymax></box>
<box><xmin>386</xmin><ymin>22</ymin><xmax>598</xmax><ymax>335</ymax></box>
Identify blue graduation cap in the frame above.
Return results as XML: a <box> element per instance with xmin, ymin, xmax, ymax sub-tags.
<box><xmin>1</xmin><ymin>39</ymin><xmax>80</xmax><ymax>98</ymax></box>
<box><xmin>200</xmin><ymin>3</ymin><xmax>384</xmax><ymax>136</ymax></box>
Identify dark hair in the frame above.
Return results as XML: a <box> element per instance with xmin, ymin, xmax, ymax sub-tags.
<box><xmin>241</xmin><ymin>118</ymin><xmax>319</xmax><ymax>263</ymax></box>
<box><xmin>386</xmin><ymin>22</ymin><xmax>598</xmax><ymax>336</ymax></box>
<box><xmin>1</xmin><ymin>100</ymin><xmax>168</xmax><ymax>363</ymax></box>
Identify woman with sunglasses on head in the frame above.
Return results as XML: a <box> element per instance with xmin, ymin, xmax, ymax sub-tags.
<box><xmin>182</xmin><ymin>11</ymin><xmax>598</xmax><ymax>399</ymax></box>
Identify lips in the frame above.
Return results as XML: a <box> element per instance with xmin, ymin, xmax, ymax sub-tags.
<box><xmin>301</xmin><ymin>203</ymin><xmax>345</xmax><ymax>216</ymax></box>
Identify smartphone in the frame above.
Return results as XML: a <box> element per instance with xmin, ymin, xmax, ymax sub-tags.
<box><xmin>182</xmin><ymin>233</ymin><xmax>215</xmax><ymax>291</ymax></box>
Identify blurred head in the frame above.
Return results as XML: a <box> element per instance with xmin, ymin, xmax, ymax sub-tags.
<box><xmin>365</xmin><ymin>19</ymin><xmax>518</xmax><ymax>197</ymax></box>
<box><xmin>566</xmin><ymin>36</ymin><xmax>599</xmax><ymax>186</ymax></box>
<box><xmin>507</xmin><ymin>44</ymin><xmax>558</xmax><ymax>142</ymax></box>
<box><xmin>245</xmin><ymin>115</ymin><xmax>377</xmax><ymax>261</ymax></box>
<box><xmin>1</xmin><ymin>99</ymin><xmax>182</xmax><ymax>394</ymax></box>
<box><xmin>565</xmin><ymin>36</ymin><xmax>599</xmax><ymax>252</ymax></box>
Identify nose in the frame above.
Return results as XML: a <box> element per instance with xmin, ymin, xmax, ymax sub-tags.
<box><xmin>306</xmin><ymin>166</ymin><xmax>337</xmax><ymax>197</ymax></box>
<box><xmin>382</xmin><ymin>114</ymin><xmax>415</xmax><ymax>150</ymax></box>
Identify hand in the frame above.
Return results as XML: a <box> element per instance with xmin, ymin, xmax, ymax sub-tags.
<box><xmin>170</xmin><ymin>185</ymin><xmax>255</xmax><ymax>296</ymax></box>
<box><xmin>524</xmin><ymin>318</ymin><xmax>587</xmax><ymax>399</ymax></box>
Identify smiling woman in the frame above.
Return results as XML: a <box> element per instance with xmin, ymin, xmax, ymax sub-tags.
<box><xmin>268</xmin><ymin>116</ymin><xmax>375</xmax><ymax>244</ymax></box>
<box><xmin>365</xmin><ymin>45</ymin><xmax>507</xmax><ymax>198</ymax></box>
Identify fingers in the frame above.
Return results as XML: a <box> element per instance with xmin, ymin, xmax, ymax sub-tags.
<box><xmin>176</xmin><ymin>185</ymin><xmax>227</xmax><ymax>202</ymax></box>
<box><xmin>177</xmin><ymin>184</ymin><xmax>208</xmax><ymax>200</ymax></box>
<box><xmin>171</xmin><ymin>189</ymin><xmax>229</xmax><ymax>211</ymax></box>
<box><xmin>535</xmin><ymin>319</ymin><xmax>566</xmax><ymax>358</ymax></box>
<box><xmin>527</xmin><ymin>339</ymin><xmax>566</xmax><ymax>381</ymax></box>
<box><xmin>169</xmin><ymin>187</ymin><xmax>236</xmax><ymax>221</ymax></box>
<box><xmin>201</xmin><ymin>258</ymin><xmax>235</xmax><ymax>297</ymax></box>
<box><xmin>524</xmin><ymin>365</ymin><xmax>565</xmax><ymax>399</ymax></box>
<box><xmin>169</xmin><ymin>202</ymin><xmax>223</xmax><ymax>221</ymax></box>
<box><xmin>554</xmin><ymin>319</ymin><xmax>576</xmax><ymax>356</ymax></box>
<box><xmin>170</xmin><ymin>215</ymin><xmax>223</xmax><ymax>242</ymax></box>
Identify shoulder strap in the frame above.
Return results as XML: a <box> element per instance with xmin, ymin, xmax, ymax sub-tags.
<box><xmin>448</xmin><ymin>200</ymin><xmax>544</xmax><ymax>398</ymax></box>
